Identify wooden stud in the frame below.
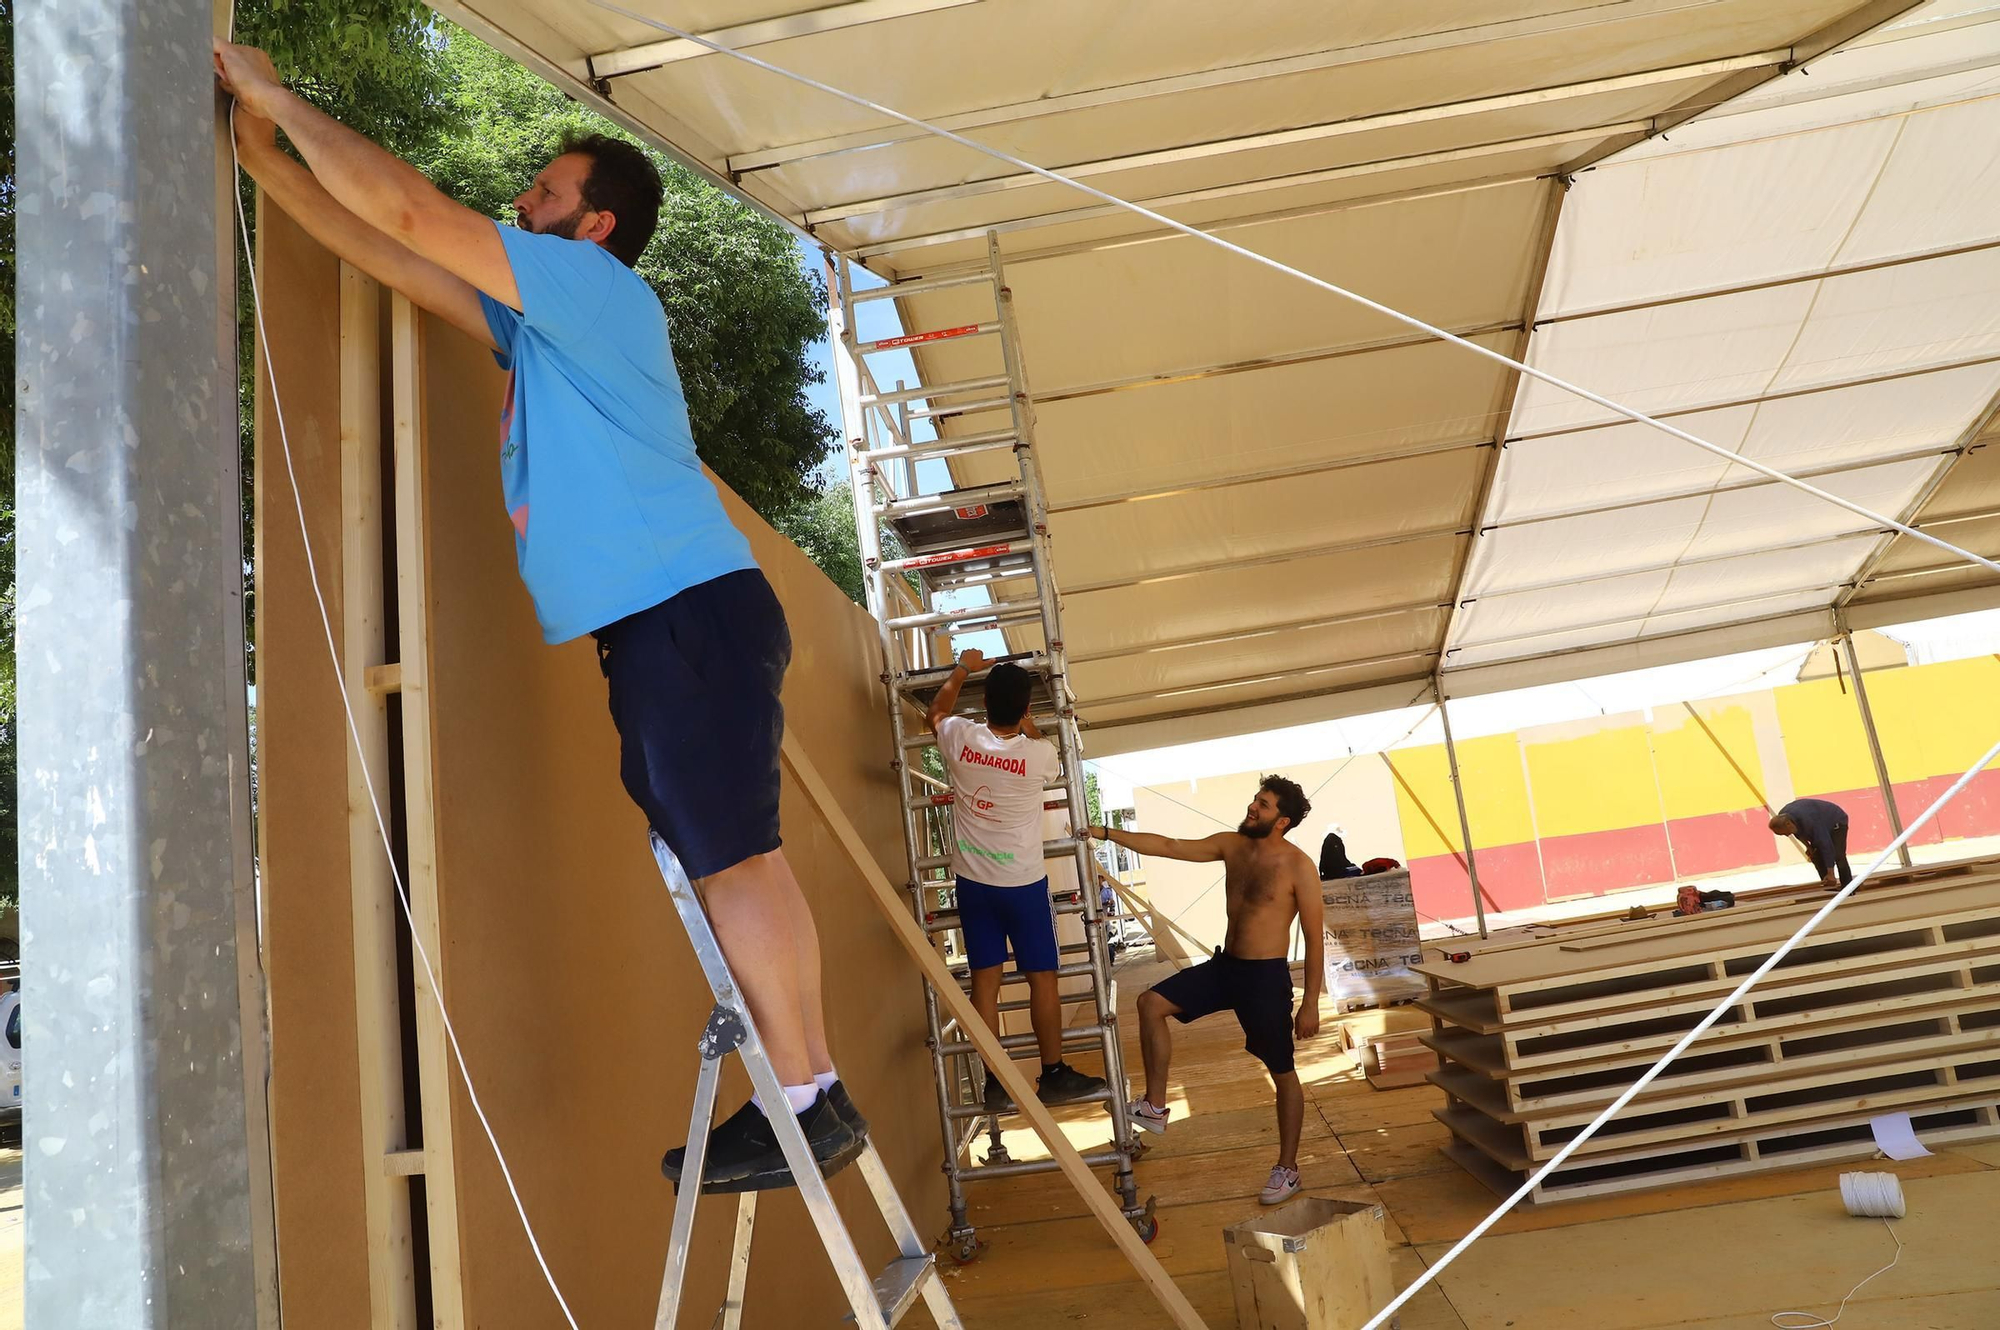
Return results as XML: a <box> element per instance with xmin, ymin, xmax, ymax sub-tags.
<box><xmin>339</xmin><ymin>264</ymin><xmax>420</xmax><ymax>1330</ymax></box>
<box><xmin>391</xmin><ymin>295</ymin><xmax>467</xmax><ymax>1328</ymax></box>
<box><xmin>781</xmin><ymin>734</ymin><xmax>1210</xmax><ymax>1330</ymax></box>
<box><xmin>384</xmin><ymin>1150</ymin><xmax>427</xmax><ymax>1178</ymax></box>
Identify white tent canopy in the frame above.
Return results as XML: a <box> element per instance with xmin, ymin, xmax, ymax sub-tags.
<box><xmin>429</xmin><ymin>0</ymin><xmax>2000</xmax><ymax>755</ymax></box>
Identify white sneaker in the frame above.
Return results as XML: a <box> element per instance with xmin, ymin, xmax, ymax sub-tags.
<box><xmin>1259</xmin><ymin>1165</ymin><xmax>1301</xmax><ymax>1205</ymax></box>
<box><xmin>1127</xmin><ymin>1098</ymin><xmax>1170</xmax><ymax>1135</ymax></box>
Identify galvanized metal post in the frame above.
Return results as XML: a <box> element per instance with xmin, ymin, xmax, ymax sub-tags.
<box><xmin>1838</xmin><ymin>626</ymin><xmax>1913</xmax><ymax>870</ymax></box>
<box><xmin>1434</xmin><ymin>678</ymin><xmax>1491</xmax><ymax>939</ymax></box>
<box><xmin>16</xmin><ymin>1</ymin><xmax>265</xmax><ymax>1325</ymax></box>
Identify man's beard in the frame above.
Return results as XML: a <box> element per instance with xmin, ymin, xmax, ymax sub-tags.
<box><xmin>528</xmin><ymin>203</ymin><xmax>589</xmax><ymax>240</ymax></box>
<box><xmin>1239</xmin><ymin>818</ymin><xmax>1273</xmax><ymax>840</ymax></box>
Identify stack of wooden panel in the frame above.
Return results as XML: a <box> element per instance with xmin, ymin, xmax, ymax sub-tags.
<box><xmin>1413</xmin><ymin>863</ymin><xmax>2000</xmax><ymax>1203</ymax></box>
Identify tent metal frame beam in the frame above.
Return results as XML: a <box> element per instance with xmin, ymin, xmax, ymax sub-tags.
<box><xmin>1506</xmin><ymin>350</ymin><xmax>2000</xmax><ymax>446</ymax></box>
<box><xmin>1031</xmin><ymin>320</ymin><xmax>1520</xmax><ymax>407</ymax></box>
<box><xmin>729</xmin><ymin>0</ymin><xmax>1747</xmax><ymax>173</ymax></box>
<box><xmin>587</xmin><ymin>0</ymin><xmax>981</xmax><ymax>82</ymax></box>
<box><xmin>1062</xmin><ymin>523</ymin><xmax>1465</xmax><ymax>598</ymax></box>
<box><xmin>1835</xmin><ymin>383</ymin><xmax>2000</xmax><ymax>612</ymax></box>
<box><xmin>1537</xmin><ymin>237</ymin><xmax>2000</xmax><ymax>328</ymax></box>
<box><xmin>1556</xmin><ymin>0</ymin><xmax>1930</xmax><ymax>176</ymax></box>
<box><xmin>1448</xmin><ymin>582</ymin><xmax>1848</xmax><ymax>661</ymax></box>
<box><xmin>1464</xmin><ymin>528</ymin><xmax>1885</xmax><ymax>605</ymax></box>
<box><xmin>1047</xmin><ymin>438</ymin><xmax>1491</xmax><ymax>517</ymax></box>
<box><xmin>1838</xmin><ymin>619</ymin><xmax>1914</xmax><ymax>869</ymax></box>
<box><xmin>884</xmin><ymin>170</ymin><xmax>1543</xmax><ymax>274</ymax></box>
<box><xmin>1070</xmin><ymin>597</ymin><xmax>1449</xmax><ymax>667</ymax></box>
<box><xmin>804</xmin><ymin>57</ymin><xmax>1779</xmax><ymax>224</ymax></box>
<box><xmin>846</xmin><ymin>127</ymin><xmax>1634</xmax><ymax>258</ymax></box>
<box><xmin>1435</xmin><ymin>677</ymin><xmax>1491</xmax><ymax>939</ymax></box>
<box><xmin>1083</xmin><ymin>647</ymin><xmax>1440</xmax><ymax>712</ymax></box>
<box><xmin>1483</xmin><ymin>442</ymin><xmax>1961</xmax><ymax>533</ymax></box>
<box><xmin>1438</xmin><ymin>177</ymin><xmax>1566</xmax><ymax>692</ymax></box>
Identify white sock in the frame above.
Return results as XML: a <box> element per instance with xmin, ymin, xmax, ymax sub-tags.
<box><xmin>813</xmin><ymin>1069</ymin><xmax>839</xmax><ymax>1093</ymax></box>
<box><xmin>751</xmin><ymin>1083</ymin><xmax>822</xmax><ymax>1117</ymax></box>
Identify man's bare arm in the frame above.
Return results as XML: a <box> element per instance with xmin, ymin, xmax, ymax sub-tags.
<box><xmin>233</xmin><ymin>115</ymin><xmax>496</xmax><ymax>350</ymax></box>
<box><xmin>217</xmin><ymin>41</ymin><xmax>521</xmax><ymax>312</ymax></box>
<box><xmin>1293</xmin><ymin>863</ymin><xmax>1325</xmax><ymax>1040</ymax></box>
<box><xmin>927</xmin><ymin>648</ymin><xmax>984</xmax><ymax>734</ymax></box>
<box><xmin>1087</xmin><ymin>827</ymin><xmax>1233</xmax><ymax>863</ymax></box>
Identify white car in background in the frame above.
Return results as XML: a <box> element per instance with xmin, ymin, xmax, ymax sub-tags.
<box><xmin>0</xmin><ymin>989</ymin><xmax>19</xmax><ymax>1146</ymax></box>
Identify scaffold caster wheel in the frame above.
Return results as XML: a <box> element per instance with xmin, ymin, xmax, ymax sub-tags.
<box><xmin>1129</xmin><ymin>1196</ymin><xmax>1160</xmax><ymax>1244</ymax></box>
<box><xmin>949</xmin><ymin>1233</ymin><xmax>983</xmax><ymax>1265</ymax></box>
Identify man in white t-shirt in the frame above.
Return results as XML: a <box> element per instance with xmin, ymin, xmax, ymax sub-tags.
<box><xmin>929</xmin><ymin>649</ymin><xmax>1108</xmax><ymax>1113</ymax></box>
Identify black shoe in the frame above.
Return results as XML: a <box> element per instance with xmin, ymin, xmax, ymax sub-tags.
<box><xmin>826</xmin><ymin>1079</ymin><xmax>869</xmax><ymax>1140</ymax></box>
<box><xmin>982</xmin><ymin>1075</ymin><xmax>1014</xmax><ymax>1114</ymax></box>
<box><xmin>1037</xmin><ymin>1061</ymin><xmax>1108</xmax><ymax>1105</ymax></box>
<box><xmin>662</xmin><ymin>1093</ymin><xmax>857</xmax><ymax>1193</ymax></box>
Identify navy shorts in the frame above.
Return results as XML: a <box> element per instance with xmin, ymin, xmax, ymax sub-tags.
<box><xmin>593</xmin><ymin>569</ymin><xmax>790</xmax><ymax>880</ymax></box>
<box><xmin>1150</xmin><ymin>953</ymin><xmax>1296</xmax><ymax>1075</ymax></box>
<box><xmin>957</xmin><ymin>876</ymin><xmax>1059</xmax><ymax>973</ymax></box>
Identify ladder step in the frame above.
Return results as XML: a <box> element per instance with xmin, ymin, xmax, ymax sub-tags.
<box><xmin>947</xmin><ymin>1087</ymin><xmax>1115</xmax><ymax>1122</ymax></box>
<box><xmin>880</xmin><ymin>535</ymin><xmax>1033</xmax><ymax>575</ymax></box>
<box><xmin>937</xmin><ymin>1025</ymin><xmax>1109</xmax><ymax>1059</ymax></box>
<box><xmin>850</xmin><ymin>269</ymin><xmax>996</xmax><ymax>304</ymax></box>
<box><xmin>853</xmin><ymin>320</ymin><xmax>1000</xmax><ymax>355</ymax></box>
<box><xmin>853</xmin><ymin>1255</ymin><xmax>938</xmax><ymax>1326</ymax></box>
<box><xmin>861</xmin><ymin>374</ymin><xmax>1007</xmax><ymax>407</ymax></box>
<box><xmin>960</xmin><ymin>1149</ymin><xmax>1127</xmax><ymax>1182</ymax></box>
<box><xmin>855</xmin><ymin>432</ymin><xmax>1019</xmax><ymax>466</ymax></box>
<box><xmin>907</xmin><ymin>394</ymin><xmax>1012</xmax><ymax>422</ymax></box>
<box><xmin>884</xmin><ymin>596</ymin><xmax>1043</xmax><ymax>633</ymax></box>
<box><xmin>950</xmin><ymin>958</ymin><xmax>1097</xmax><ymax>989</ymax></box>
<box><xmin>916</xmin><ymin>838</ymin><xmax>1083</xmax><ymax>872</ymax></box>
<box><xmin>876</xmin><ymin>481</ymin><xmax>1024</xmax><ymax>522</ymax></box>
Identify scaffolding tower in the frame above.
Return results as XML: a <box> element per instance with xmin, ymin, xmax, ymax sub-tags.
<box><xmin>827</xmin><ymin>236</ymin><xmax>1155</xmax><ymax>1263</ymax></box>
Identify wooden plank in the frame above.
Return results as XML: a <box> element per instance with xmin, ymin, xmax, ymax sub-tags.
<box><xmin>383</xmin><ymin>1150</ymin><xmax>426</xmax><ymax>1178</ymax></box>
<box><xmin>391</xmin><ymin>294</ymin><xmax>466</xmax><ymax>1329</ymax></box>
<box><xmin>780</xmin><ymin>734</ymin><xmax>1210</xmax><ymax>1329</ymax></box>
<box><xmin>363</xmin><ymin>662</ymin><xmax>403</xmax><ymax>695</ymax></box>
<box><xmin>339</xmin><ymin>266</ymin><xmax>419</xmax><ymax>1330</ymax></box>
<box><xmin>1413</xmin><ymin>876</ymin><xmax>1998</xmax><ymax>997</ymax></box>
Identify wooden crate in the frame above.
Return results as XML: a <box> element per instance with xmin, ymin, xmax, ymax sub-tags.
<box><xmin>1223</xmin><ymin>1197</ymin><xmax>1397</xmax><ymax>1330</ymax></box>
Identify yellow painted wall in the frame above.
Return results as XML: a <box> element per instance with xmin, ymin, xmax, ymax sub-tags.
<box><xmin>1652</xmin><ymin>701</ymin><xmax>1771</xmax><ymax>820</ymax></box>
<box><xmin>1521</xmin><ymin>716</ymin><xmax>1659</xmax><ymax>838</ymax></box>
<box><xmin>1387</xmin><ymin>733</ymin><xmax>1532</xmax><ymax>857</ymax></box>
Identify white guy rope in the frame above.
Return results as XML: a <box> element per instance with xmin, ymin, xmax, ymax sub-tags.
<box><xmin>585</xmin><ymin>0</ymin><xmax>2000</xmax><ymax>582</ymax></box>
<box><xmin>1769</xmin><ymin>1173</ymin><xmax>1907</xmax><ymax>1328</ymax></box>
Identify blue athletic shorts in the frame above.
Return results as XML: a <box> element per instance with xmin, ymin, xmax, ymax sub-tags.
<box><xmin>593</xmin><ymin>569</ymin><xmax>790</xmax><ymax>879</ymax></box>
<box><xmin>956</xmin><ymin>875</ymin><xmax>1058</xmax><ymax>972</ymax></box>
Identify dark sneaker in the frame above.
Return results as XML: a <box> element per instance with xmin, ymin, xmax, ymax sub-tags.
<box><xmin>662</xmin><ymin>1093</ymin><xmax>857</xmax><ymax>1193</ymax></box>
<box><xmin>1036</xmin><ymin>1061</ymin><xmax>1108</xmax><ymax>1105</ymax></box>
<box><xmin>981</xmin><ymin>1075</ymin><xmax>1014</xmax><ymax>1115</ymax></box>
<box><xmin>826</xmin><ymin>1079</ymin><xmax>869</xmax><ymax>1140</ymax></box>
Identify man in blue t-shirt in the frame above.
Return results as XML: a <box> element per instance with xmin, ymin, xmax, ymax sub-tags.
<box><xmin>1771</xmin><ymin>797</ymin><xmax>1854</xmax><ymax>887</ymax></box>
<box><xmin>219</xmin><ymin>41</ymin><xmax>862</xmax><ymax>1192</ymax></box>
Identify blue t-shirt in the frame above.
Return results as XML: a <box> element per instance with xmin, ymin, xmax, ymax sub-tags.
<box><xmin>478</xmin><ymin>223</ymin><xmax>757</xmax><ymax>643</ymax></box>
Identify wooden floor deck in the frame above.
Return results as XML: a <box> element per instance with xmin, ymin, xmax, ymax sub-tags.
<box><xmin>908</xmin><ymin>951</ymin><xmax>2000</xmax><ymax>1330</ymax></box>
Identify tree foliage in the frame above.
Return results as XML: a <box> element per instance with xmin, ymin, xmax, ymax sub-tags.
<box><xmin>0</xmin><ymin>3</ymin><xmax>844</xmax><ymax>906</ymax></box>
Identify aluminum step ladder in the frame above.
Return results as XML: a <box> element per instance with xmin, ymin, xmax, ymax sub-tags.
<box><xmin>649</xmin><ymin>834</ymin><xmax>963</xmax><ymax>1330</ymax></box>
<box><xmin>827</xmin><ymin>235</ymin><xmax>1154</xmax><ymax>1267</ymax></box>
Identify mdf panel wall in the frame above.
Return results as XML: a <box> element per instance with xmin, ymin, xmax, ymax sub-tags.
<box><xmin>258</xmin><ymin>210</ymin><xmax>942</xmax><ymax>1328</ymax></box>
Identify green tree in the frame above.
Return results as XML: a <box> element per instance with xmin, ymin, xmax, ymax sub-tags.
<box><xmin>411</xmin><ymin>29</ymin><xmax>836</xmax><ymax>517</ymax></box>
<box><xmin>775</xmin><ymin>482</ymin><xmax>868</xmax><ymax>605</ymax></box>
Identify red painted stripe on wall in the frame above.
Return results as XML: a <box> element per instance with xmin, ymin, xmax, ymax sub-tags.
<box><xmin>1538</xmin><ymin>823</ymin><xmax>1674</xmax><ymax>899</ymax></box>
<box><xmin>1409</xmin><ymin>841</ymin><xmax>1545</xmax><ymax>921</ymax></box>
<box><xmin>1668</xmin><ymin>807</ymin><xmax>1779</xmax><ymax>878</ymax></box>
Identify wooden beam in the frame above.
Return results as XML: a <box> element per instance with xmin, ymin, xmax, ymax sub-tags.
<box><xmin>364</xmin><ymin>662</ymin><xmax>403</xmax><ymax>695</ymax></box>
<box><xmin>780</xmin><ymin>734</ymin><xmax>1209</xmax><ymax>1330</ymax></box>
<box><xmin>384</xmin><ymin>1150</ymin><xmax>427</xmax><ymax>1178</ymax></box>
<box><xmin>339</xmin><ymin>263</ymin><xmax>420</xmax><ymax>1330</ymax></box>
<box><xmin>391</xmin><ymin>294</ymin><xmax>467</xmax><ymax>1327</ymax></box>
